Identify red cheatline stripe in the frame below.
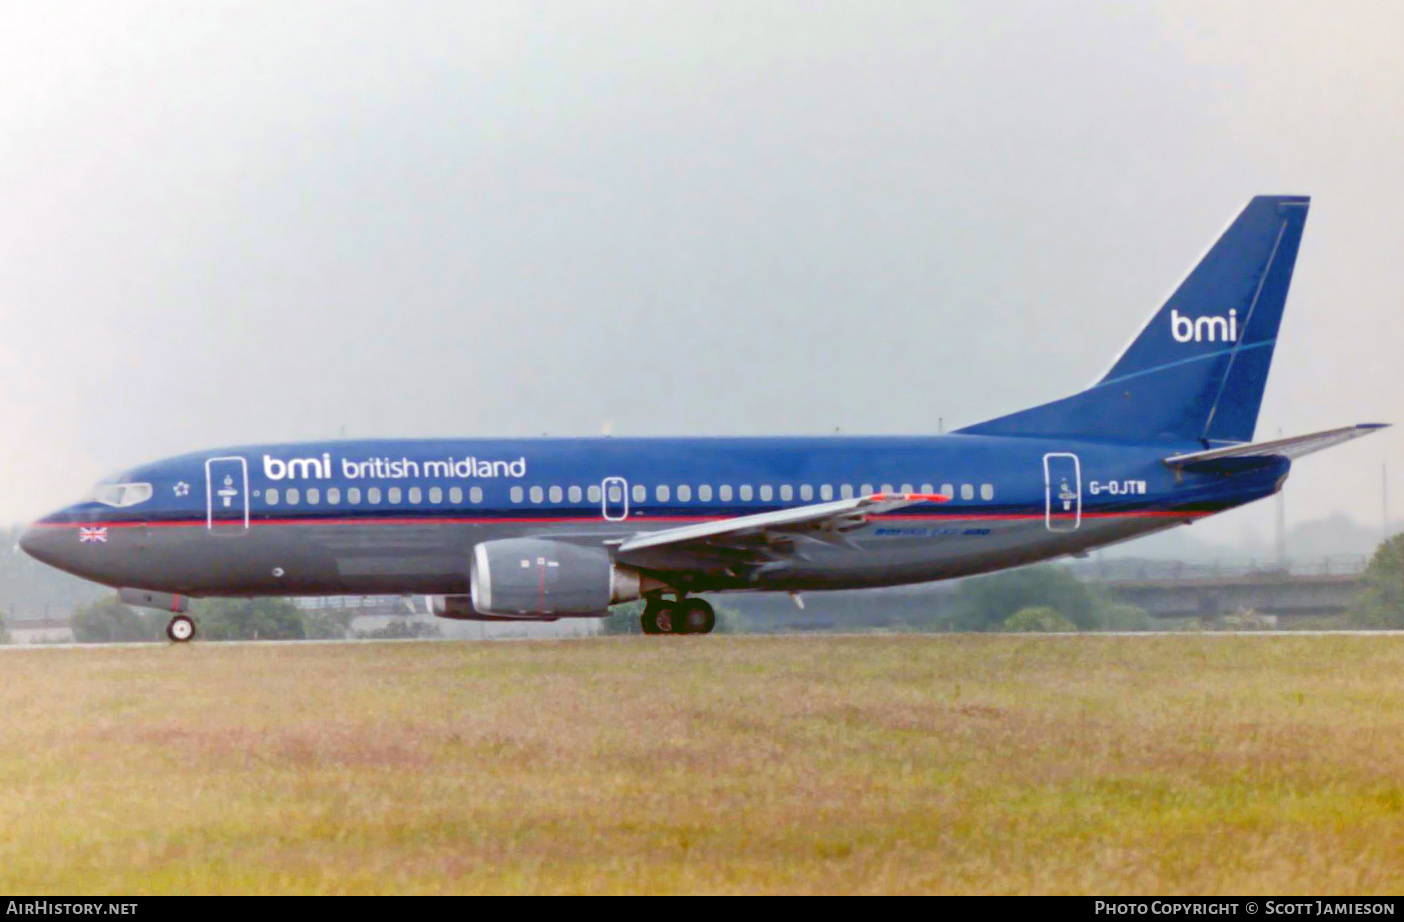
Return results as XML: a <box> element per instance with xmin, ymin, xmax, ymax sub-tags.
<box><xmin>33</xmin><ymin>509</ymin><xmax>1211</xmax><ymax>529</ymax></box>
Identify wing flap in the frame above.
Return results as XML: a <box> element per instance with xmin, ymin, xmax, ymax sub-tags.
<box><xmin>615</xmin><ymin>493</ymin><xmax>947</xmax><ymax>561</ymax></box>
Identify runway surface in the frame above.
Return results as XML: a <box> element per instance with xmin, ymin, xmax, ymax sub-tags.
<box><xmin>4</xmin><ymin>629</ymin><xmax>1404</xmax><ymax>652</ymax></box>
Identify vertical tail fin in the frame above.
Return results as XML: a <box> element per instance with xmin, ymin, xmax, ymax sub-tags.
<box><xmin>958</xmin><ymin>195</ymin><xmax>1310</xmax><ymax>445</ymax></box>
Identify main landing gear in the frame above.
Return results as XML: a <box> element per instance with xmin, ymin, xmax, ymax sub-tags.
<box><xmin>166</xmin><ymin>615</ymin><xmax>196</xmax><ymax>643</ymax></box>
<box><xmin>641</xmin><ymin>596</ymin><xmax>716</xmax><ymax>635</ymax></box>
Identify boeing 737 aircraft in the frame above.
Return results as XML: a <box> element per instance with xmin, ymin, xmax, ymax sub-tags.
<box><xmin>20</xmin><ymin>195</ymin><xmax>1386</xmax><ymax>639</ymax></box>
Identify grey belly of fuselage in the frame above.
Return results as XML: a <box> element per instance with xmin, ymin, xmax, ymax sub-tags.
<box><xmin>85</xmin><ymin>515</ymin><xmax>1186</xmax><ymax>600</ymax></box>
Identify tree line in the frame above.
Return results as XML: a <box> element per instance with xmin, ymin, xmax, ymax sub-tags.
<box><xmin>1348</xmin><ymin>533</ymin><xmax>1404</xmax><ymax>628</ymax></box>
<box><xmin>592</xmin><ymin>567</ymin><xmax>1154</xmax><ymax>634</ymax></box>
<box><xmin>67</xmin><ymin>598</ymin><xmax>439</xmax><ymax>643</ymax></box>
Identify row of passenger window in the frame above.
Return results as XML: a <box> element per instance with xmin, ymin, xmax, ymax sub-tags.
<box><xmin>261</xmin><ymin>481</ymin><xmax>998</xmax><ymax>507</ymax></box>
<box><xmin>511</xmin><ymin>482</ymin><xmax>998</xmax><ymax>504</ymax></box>
<box><xmin>265</xmin><ymin>485</ymin><xmax>484</xmax><ymax>506</ymax></box>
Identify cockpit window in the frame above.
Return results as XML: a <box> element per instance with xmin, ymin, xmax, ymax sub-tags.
<box><xmin>89</xmin><ymin>482</ymin><xmax>153</xmax><ymax>507</ymax></box>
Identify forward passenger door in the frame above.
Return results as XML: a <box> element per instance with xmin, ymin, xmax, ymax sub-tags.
<box><xmin>601</xmin><ymin>476</ymin><xmax>629</xmax><ymax>521</ymax></box>
<box><xmin>206</xmin><ymin>456</ymin><xmax>250</xmax><ymax>535</ymax></box>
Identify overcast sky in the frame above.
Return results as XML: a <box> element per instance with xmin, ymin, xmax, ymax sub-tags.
<box><xmin>1</xmin><ymin>1</ymin><xmax>1400</xmax><ymax>551</ymax></box>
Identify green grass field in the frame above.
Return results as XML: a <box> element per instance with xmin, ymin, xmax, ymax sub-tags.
<box><xmin>1</xmin><ymin>634</ymin><xmax>1402</xmax><ymax>894</ymax></box>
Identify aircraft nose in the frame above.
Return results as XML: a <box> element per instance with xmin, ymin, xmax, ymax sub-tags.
<box><xmin>19</xmin><ymin>522</ymin><xmax>62</xmax><ymax>568</ymax></box>
<box><xmin>19</xmin><ymin>515</ymin><xmax>95</xmax><ymax>577</ymax></box>
<box><xmin>20</xmin><ymin>512</ymin><xmax>150</xmax><ymax>588</ymax></box>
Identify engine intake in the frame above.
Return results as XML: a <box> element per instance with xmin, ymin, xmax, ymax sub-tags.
<box><xmin>470</xmin><ymin>538</ymin><xmax>647</xmax><ymax>617</ymax></box>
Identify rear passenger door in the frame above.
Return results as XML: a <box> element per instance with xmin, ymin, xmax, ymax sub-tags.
<box><xmin>1042</xmin><ymin>453</ymin><xmax>1081</xmax><ymax>531</ymax></box>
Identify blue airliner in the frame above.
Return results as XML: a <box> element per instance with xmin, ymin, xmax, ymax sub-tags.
<box><xmin>20</xmin><ymin>195</ymin><xmax>1385</xmax><ymax>639</ymax></box>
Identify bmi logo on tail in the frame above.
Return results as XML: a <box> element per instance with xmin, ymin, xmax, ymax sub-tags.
<box><xmin>1170</xmin><ymin>308</ymin><xmax>1238</xmax><ymax>343</ymax></box>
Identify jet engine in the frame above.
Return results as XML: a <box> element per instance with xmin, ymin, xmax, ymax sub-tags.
<box><xmin>469</xmin><ymin>538</ymin><xmax>651</xmax><ymax>617</ymax></box>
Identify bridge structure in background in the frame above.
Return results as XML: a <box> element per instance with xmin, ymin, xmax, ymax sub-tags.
<box><xmin>1071</xmin><ymin>556</ymin><xmax>1371</xmax><ymax>620</ymax></box>
<box><xmin>293</xmin><ymin>595</ymin><xmax>418</xmax><ymax>618</ymax></box>
<box><xmin>291</xmin><ymin>594</ymin><xmax>595</xmax><ymax>639</ymax></box>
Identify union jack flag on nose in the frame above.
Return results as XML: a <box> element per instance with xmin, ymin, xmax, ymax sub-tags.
<box><xmin>79</xmin><ymin>526</ymin><xmax>108</xmax><ymax>543</ymax></box>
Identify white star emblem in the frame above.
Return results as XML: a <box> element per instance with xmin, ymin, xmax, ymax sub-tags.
<box><xmin>173</xmin><ymin>481</ymin><xmax>190</xmax><ymax>497</ymax></box>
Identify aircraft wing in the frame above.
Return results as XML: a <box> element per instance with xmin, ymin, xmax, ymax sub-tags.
<box><xmin>1163</xmin><ymin>423</ymin><xmax>1388</xmax><ymax>472</ymax></box>
<box><xmin>613</xmin><ymin>493</ymin><xmax>948</xmax><ymax>573</ymax></box>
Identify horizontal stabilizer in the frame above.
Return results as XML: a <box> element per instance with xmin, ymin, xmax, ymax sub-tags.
<box><xmin>1163</xmin><ymin>424</ymin><xmax>1388</xmax><ymax>472</ymax></box>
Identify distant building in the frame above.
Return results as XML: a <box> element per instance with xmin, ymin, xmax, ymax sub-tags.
<box><xmin>7</xmin><ymin>618</ymin><xmax>74</xmax><ymax>645</ymax></box>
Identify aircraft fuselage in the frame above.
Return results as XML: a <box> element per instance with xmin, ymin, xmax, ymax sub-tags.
<box><xmin>20</xmin><ymin>433</ymin><xmax>1286</xmax><ymax>600</ymax></box>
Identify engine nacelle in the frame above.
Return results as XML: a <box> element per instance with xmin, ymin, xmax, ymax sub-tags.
<box><xmin>428</xmin><ymin>595</ymin><xmax>559</xmax><ymax>622</ymax></box>
<box><xmin>470</xmin><ymin>538</ymin><xmax>647</xmax><ymax>617</ymax></box>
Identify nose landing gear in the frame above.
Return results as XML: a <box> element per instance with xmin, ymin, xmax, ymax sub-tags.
<box><xmin>640</xmin><ymin>596</ymin><xmax>716</xmax><ymax>635</ymax></box>
<box><xmin>166</xmin><ymin>615</ymin><xmax>196</xmax><ymax>643</ymax></box>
